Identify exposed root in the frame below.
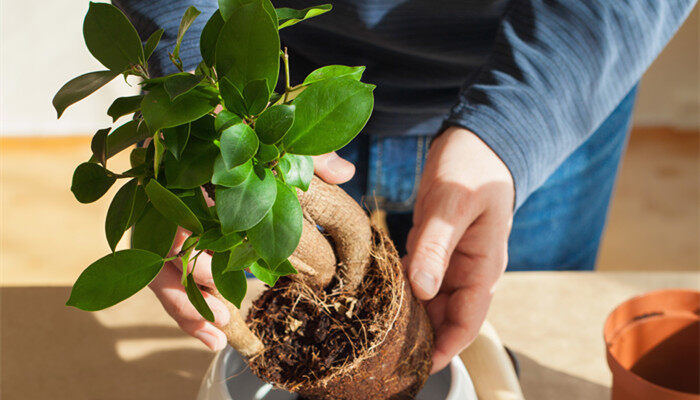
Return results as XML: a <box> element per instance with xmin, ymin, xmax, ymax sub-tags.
<box><xmin>289</xmin><ymin>216</ymin><xmax>337</xmax><ymax>288</ymax></box>
<box><xmin>296</xmin><ymin>177</ymin><xmax>372</xmax><ymax>293</ymax></box>
<box><xmin>246</xmin><ymin>227</ymin><xmax>406</xmax><ymax>391</ymax></box>
<box><xmin>211</xmin><ymin>291</ymin><xmax>264</xmax><ymax>357</ymax></box>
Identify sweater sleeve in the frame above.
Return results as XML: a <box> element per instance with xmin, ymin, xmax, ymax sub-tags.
<box><xmin>112</xmin><ymin>0</ymin><xmax>218</xmax><ymax>76</ymax></box>
<box><xmin>444</xmin><ymin>0</ymin><xmax>696</xmax><ymax>209</ymax></box>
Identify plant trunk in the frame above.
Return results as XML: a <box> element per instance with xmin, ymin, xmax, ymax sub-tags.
<box><xmin>216</xmin><ymin>177</ymin><xmax>434</xmax><ymax>399</ymax></box>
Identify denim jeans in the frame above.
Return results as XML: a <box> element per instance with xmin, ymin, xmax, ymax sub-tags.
<box><xmin>338</xmin><ymin>86</ymin><xmax>637</xmax><ymax>271</ymax></box>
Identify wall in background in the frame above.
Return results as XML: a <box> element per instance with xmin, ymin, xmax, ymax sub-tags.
<box><xmin>1</xmin><ymin>1</ymin><xmax>698</xmax><ymax>136</ymax></box>
<box><xmin>634</xmin><ymin>6</ymin><xmax>699</xmax><ymax>130</ymax></box>
<box><xmin>0</xmin><ymin>1</ymin><xmax>139</xmax><ymax>136</ymax></box>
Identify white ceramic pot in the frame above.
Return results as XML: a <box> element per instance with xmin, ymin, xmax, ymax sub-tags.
<box><xmin>198</xmin><ymin>346</ymin><xmax>477</xmax><ymax>400</ymax></box>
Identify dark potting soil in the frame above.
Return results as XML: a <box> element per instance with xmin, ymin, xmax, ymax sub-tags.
<box><xmin>246</xmin><ymin>267</ymin><xmax>394</xmax><ymax>386</ymax></box>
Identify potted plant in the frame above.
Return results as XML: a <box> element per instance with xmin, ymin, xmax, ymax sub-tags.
<box><xmin>54</xmin><ymin>1</ymin><xmax>433</xmax><ymax>398</ymax></box>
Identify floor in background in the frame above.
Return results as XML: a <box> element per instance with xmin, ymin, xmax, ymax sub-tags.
<box><xmin>1</xmin><ymin>128</ymin><xmax>698</xmax><ymax>287</ymax></box>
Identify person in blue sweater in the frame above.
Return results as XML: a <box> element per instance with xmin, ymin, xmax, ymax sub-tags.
<box><xmin>115</xmin><ymin>0</ymin><xmax>696</xmax><ymax>373</ymax></box>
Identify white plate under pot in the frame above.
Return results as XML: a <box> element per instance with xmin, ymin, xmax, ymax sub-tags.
<box><xmin>197</xmin><ymin>346</ymin><xmax>478</xmax><ymax>400</ymax></box>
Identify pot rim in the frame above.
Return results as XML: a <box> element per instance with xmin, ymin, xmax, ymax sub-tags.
<box><xmin>603</xmin><ymin>288</ymin><xmax>700</xmax><ymax>399</ymax></box>
<box><xmin>603</xmin><ymin>288</ymin><xmax>700</xmax><ymax>345</ymax></box>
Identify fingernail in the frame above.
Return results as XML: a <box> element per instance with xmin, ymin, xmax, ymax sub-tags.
<box><xmin>195</xmin><ymin>327</ymin><xmax>226</xmax><ymax>351</ymax></box>
<box><xmin>411</xmin><ymin>270</ymin><xmax>438</xmax><ymax>297</ymax></box>
<box><xmin>326</xmin><ymin>154</ymin><xmax>353</xmax><ymax>177</ymax></box>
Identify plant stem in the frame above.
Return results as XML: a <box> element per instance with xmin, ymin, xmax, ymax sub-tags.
<box><xmin>283</xmin><ymin>47</ymin><xmax>291</xmax><ymax>102</ymax></box>
<box><xmin>190</xmin><ymin>249</ymin><xmax>205</xmax><ymax>274</ymax></box>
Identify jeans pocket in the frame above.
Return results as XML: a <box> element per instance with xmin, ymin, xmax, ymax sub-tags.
<box><xmin>367</xmin><ymin>135</ymin><xmax>431</xmax><ymax>212</ymax></box>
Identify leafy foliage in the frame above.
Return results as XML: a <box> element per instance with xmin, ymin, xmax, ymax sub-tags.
<box><xmin>57</xmin><ymin>2</ymin><xmax>373</xmax><ymax>312</ymax></box>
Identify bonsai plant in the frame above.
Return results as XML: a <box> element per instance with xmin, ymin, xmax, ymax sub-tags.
<box><xmin>54</xmin><ymin>1</ymin><xmax>433</xmax><ymax>398</ymax></box>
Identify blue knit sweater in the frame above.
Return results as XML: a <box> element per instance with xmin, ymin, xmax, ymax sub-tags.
<box><xmin>113</xmin><ymin>0</ymin><xmax>695</xmax><ymax>208</ymax></box>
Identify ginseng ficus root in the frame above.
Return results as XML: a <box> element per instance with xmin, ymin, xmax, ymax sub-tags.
<box><xmin>211</xmin><ymin>177</ymin><xmax>434</xmax><ymax>399</ymax></box>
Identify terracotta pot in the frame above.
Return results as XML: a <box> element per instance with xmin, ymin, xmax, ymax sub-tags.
<box><xmin>604</xmin><ymin>289</ymin><xmax>700</xmax><ymax>400</ymax></box>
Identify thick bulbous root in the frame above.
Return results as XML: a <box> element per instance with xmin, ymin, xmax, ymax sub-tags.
<box><xmin>216</xmin><ymin>177</ymin><xmax>373</xmax><ymax>358</ymax></box>
<box><xmin>288</xmin><ymin>217</ymin><xmax>336</xmax><ymax>288</ymax></box>
<box><xmin>293</xmin><ymin>177</ymin><xmax>371</xmax><ymax>293</ymax></box>
<box><xmin>212</xmin><ymin>291</ymin><xmax>264</xmax><ymax>357</ymax></box>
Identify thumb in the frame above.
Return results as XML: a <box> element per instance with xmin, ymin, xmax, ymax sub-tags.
<box><xmin>407</xmin><ymin>190</ymin><xmax>478</xmax><ymax>300</ymax></box>
<box><xmin>312</xmin><ymin>152</ymin><xmax>355</xmax><ymax>184</ymax></box>
<box><xmin>406</xmin><ymin>219</ymin><xmax>459</xmax><ymax>300</ymax></box>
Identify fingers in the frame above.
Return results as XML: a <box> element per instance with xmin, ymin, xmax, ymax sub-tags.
<box><xmin>312</xmin><ymin>152</ymin><xmax>355</xmax><ymax>184</ymax></box>
<box><xmin>428</xmin><ymin>283</ymin><xmax>493</xmax><ymax>373</ymax></box>
<box><xmin>167</xmin><ymin>227</ymin><xmax>215</xmax><ymax>288</ymax></box>
<box><xmin>427</xmin><ymin>222</ymin><xmax>508</xmax><ymax>373</ymax></box>
<box><xmin>149</xmin><ymin>262</ymin><xmax>230</xmax><ymax>350</ymax></box>
<box><xmin>406</xmin><ymin>185</ymin><xmax>480</xmax><ymax>300</ymax></box>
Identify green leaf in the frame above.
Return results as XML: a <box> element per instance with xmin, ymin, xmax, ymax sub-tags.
<box><xmin>53</xmin><ymin>70</ymin><xmax>119</xmax><ymax>118</ymax></box>
<box><xmin>219</xmin><ymin>77</ymin><xmax>249</xmax><ymax>117</ymax></box>
<box><xmin>302</xmin><ymin>65</ymin><xmax>365</xmax><ymax>85</ymax></box>
<box><xmin>145</xmin><ymin>179</ymin><xmax>203</xmax><ymax>234</ymax></box>
<box><xmin>104</xmin><ymin>119</ymin><xmax>151</xmax><ymax>160</ymax></box>
<box><xmin>211</xmin><ymin>156</ymin><xmax>252</xmax><ymax>187</ymax></box>
<box><xmin>71</xmin><ymin>162</ymin><xmax>116</xmax><ymax>203</ymax></box>
<box><xmin>276</xmin><ymin>4</ymin><xmax>332</xmax><ymax>29</ymax></box>
<box><xmin>200</xmin><ymin>10</ymin><xmax>224</xmax><ymax>67</ymax></box>
<box><xmin>219</xmin><ymin>0</ymin><xmax>277</xmax><ymax>27</ymax></box>
<box><xmin>224</xmin><ymin>241</ymin><xmax>259</xmax><ymax>272</ymax></box>
<box><xmin>196</xmin><ymin>61</ymin><xmax>215</xmax><ymax>78</ymax></box>
<box><xmin>214</xmin><ymin>110</ymin><xmax>243</xmax><ymax>132</ymax></box>
<box><xmin>83</xmin><ymin>2</ymin><xmax>144</xmax><ymax>72</ymax></box>
<box><xmin>216</xmin><ymin>166</ymin><xmax>276</xmax><ymax>232</ymax></box>
<box><xmin>153</xmin><ymin>133</ymin><xmax>165</xmax><ymax>178</ymax></box>
<box><xmin>273</xmin><ymin>259</ymin><xmax>297</xmax><ymax>275</ymax></box>
<box><xmin>107</xmin><ymin>95</ymin><xmax>144</xmax><ymax>122</ymax></box>
<box><xmin>279</xmin><ymin>154</ymin><xmax>313</xmax><ymax>191</ymax></box>
<box><xmin>139</xmin><ymin>75</ymin><xmax>170</xmax><ymax>88</ymax></box>
<box><xmin>162</xmin><ymin>123</ymin><xmax>190</xmax><ymax>160</ymax></box>
<box><xmin>66</xmin><ymin>249</ymin><xmax>164</xmax><ymax>311</ymax></box>
<box><xmin>164</xmin><ymin>137</ymin><xmax>218</xmax><ymax>189</ymax></box>
<box><xmin>215</xmin><ymin>1</ymin><xmax>279</xmax><ymax>93</ymax></box>
<box><xmin>242</xmin><ymin>79</ymin><xmax>269</xmax><ymax>116</ymax></box>
<box><xmin>255</xmin><ymin>104</ymin><xmax>294</xmax><ymax>144</ymax></box>
<box><xmin>197</xmin><ymin>228</ymin><xmax>242</xmax><ymax>252</ymax></box>
<box><xmin>247</xmin><ymin>180</ymin><xmax>302</xmax><ymax>268</ymax></box>
<box><xmin>130</xmin><ymin>147</ymin><xmax>147</xmax><ymax>168</ymax></box>
<box><xmin>212</xmin><ymin>261</ymin><xmax>247</xmax><ymax>308</ymax></box>
<box><xmin>248</xmin><ymin>259</ymin><xmax>281</xmax><ymax>286</ymax></box>
<box><xmin>132</xmin><ymin>204</ymin><xmax>179</xmax><ymax>257</ymax></box>
<box><xmin>164</xmin><ymin>74</ymin><xmax>205</xmax><ymax>101</ymax></box>
<box><xmin>220</xmin><ymin>123</ymin><xmax>258</xmax><ymax>169</ymax></box>
<box><xmin>141</xmin><ymin>85</ymin><xmax>218</xmax><ymax>133</ymax></box>
<box><xmin>127</xmin><ymin>185</ymin><xmax>148</xmax><ymax>227</ymax></box>
<box><xmin>105</xmin><ymin>179</ymin><xmax>140</xmax><ymax>251</ymax></box>
<box><xmin>184</xmin><ymin>273</ymin><xmax>215</xmax><ymax>322</ymax></box>
<box><xmin>180</xmin><ymin>236</ymin><xmax>199</xmax><ymax>283</ymax></box>
<box><xmin>255</xmin><ymin>143</ymin><xmax>278</xmax><ymax>163</ymax></box>
<box><xmin>180</xmin><ymin>188</ymin><xmax>215</xmax><ymax>223</ymax></box>
<box><xmin>90</xmin><ymin>128</ymin><xmax>110</xmax><ymax>167</ymax></box>
<box><xmin>269</xmin><ymin>91</ymin><xmax>282</xmax><ymax>104</ymax></box>
<box><xmin>283</xmin><ymin>77</ymin><xmax>374</xmax><ymax>155</ymax></box>
<box><xmin>173</xmin><ymin>6</ymin><xmax>201</xmax><ymax>60</ymax></box>
<box><xmin>190</xmin><ymin>114</ymin><xmax>218</xmax><ymax>141</ymax></box>
<box><xmin>144</xmin><ymin>28</ymin><xmax>164</xmax><ymax>60</ymax></box>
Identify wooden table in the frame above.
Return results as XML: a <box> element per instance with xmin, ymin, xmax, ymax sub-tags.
<box><xmin>1</xmin><ymin>272</ymin><xmax>697</xmax><ymax>399</ymax></box>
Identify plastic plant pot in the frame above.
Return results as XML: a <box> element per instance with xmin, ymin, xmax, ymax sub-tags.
<box><xmin>604</xmin><ymin>289</ymin><xmax>700</xmax><ymax>400</ymax></box>
<box><xmin>197</xmin><ymin>346</ymin><xmax>478</xmax><ymax>400</ymax></box>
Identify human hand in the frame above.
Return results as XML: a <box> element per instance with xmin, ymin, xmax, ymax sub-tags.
<box><xmin>404</xmin><ymin>126</ymin><xmax>515</xmax><ymax>373</ymax></box>
<box><xmin>147</xmin><ymin>152</ymin><xmax>355</xmax><ymax>350</ymax></box>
